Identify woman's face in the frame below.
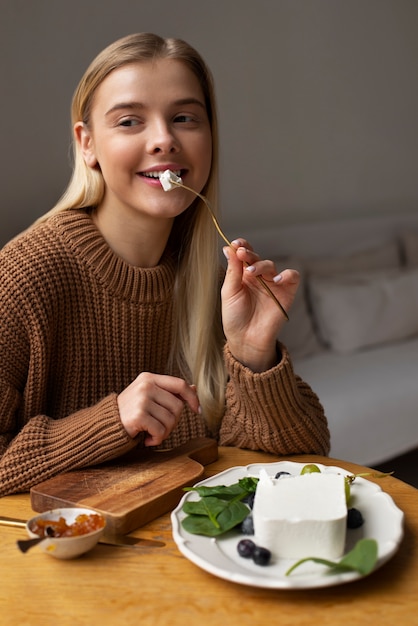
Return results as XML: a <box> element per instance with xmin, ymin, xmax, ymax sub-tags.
<box><xmin>76</xmin><ymin>58</ymin><xmax>212</xmax><ymax>223</ymax></box>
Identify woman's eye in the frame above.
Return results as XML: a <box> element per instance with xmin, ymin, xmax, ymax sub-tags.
<box><xmin>118</xmin><ymin>118</ymin><xmax>139</xmax><ymax>127</ymax></box>
<box><xmin>174</xmin><ymin>114</ymin><xmax>196</xmax><ymax>124</ymax></box>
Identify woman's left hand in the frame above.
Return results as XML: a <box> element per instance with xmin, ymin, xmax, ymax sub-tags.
<box><xmin>221</xmin><ymin>239</ymin><xmax>300</xmax><ymax>372</ymax></box>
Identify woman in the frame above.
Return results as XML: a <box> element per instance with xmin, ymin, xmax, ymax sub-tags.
<box><xmin>0</xmin><ymin>33</ymin><xmax>329</xmax><ymax>496</ymax></box>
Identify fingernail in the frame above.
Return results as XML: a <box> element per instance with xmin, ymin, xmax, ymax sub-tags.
<box><xmin>246</xmin><ymin>265</ymin><xmax>256</xmax><ymax>273</ymax></box>
<box><xmin>223</xmin><ymin>247</ymin><xmax>230</xmax><ymax>260</ymax></box>
<box><xmin>273</xmin><ymin>273</ymin><xmax>282</xmax><ymax>283</ymax></box>
<box><xmin>231</xmin><ymin>239</ymin><xmax>241</xmax><ymax>247</ymax></box>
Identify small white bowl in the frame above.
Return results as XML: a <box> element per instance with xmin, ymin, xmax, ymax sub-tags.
<box><xmin>26</xmin><ymin>507</ymin><xmax>106</xmax><ymax>559</ymax></box>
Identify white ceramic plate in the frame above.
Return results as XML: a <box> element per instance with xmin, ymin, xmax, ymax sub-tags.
<box><xmin>171</xmin><ymin>461</ymin><xmax>404</xmax><ymax>589</ymax></box>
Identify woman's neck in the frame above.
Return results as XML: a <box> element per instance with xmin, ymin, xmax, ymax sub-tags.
<box><xmin>92</xmin><ymin>206</ymin><xmax>173</xmax><ymax>268</ymax></box>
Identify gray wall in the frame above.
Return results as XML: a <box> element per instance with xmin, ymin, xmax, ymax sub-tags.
<box><xmin>1</xmin><ymin>0</ymin><xmax>418</xmax><ymax>247</ymax></box>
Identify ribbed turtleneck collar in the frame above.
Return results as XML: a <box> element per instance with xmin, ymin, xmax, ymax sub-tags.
<box><xmin>49</xmin><ymin>209</ymin><xmax>177</xmax><ymax>303</ymax></box>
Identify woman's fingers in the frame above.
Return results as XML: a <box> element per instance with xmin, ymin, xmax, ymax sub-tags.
<box><xmin>229</xmin><ymin>243</ymin><xmax>300</xmax><ymax>290</ymax></box>
<box><xmin>117</xmin><ymin>373</ymin><xmax>200</xmax><ymax>444</ymax></box>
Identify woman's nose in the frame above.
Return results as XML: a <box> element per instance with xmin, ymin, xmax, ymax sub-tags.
<box><xmin>147</xmin><ymin>121</ymin><xmax>180</xmax><ymax>154</ymax></box>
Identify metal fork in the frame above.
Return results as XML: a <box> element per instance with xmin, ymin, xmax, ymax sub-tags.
<box><xmin>171</xmin><ymin>179</ymin><xmax>289</xmax><ymax>320</ymax></box>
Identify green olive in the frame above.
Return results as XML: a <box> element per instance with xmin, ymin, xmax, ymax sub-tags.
<box><xmin>300</xmin><ymin>464</ymin><xmax>321</xmax><ymax>475</ymax></box>
<box><xmin>345</xmin><ymin>477</ymin><xmax>351</xmax><ymax>505</ymax></box>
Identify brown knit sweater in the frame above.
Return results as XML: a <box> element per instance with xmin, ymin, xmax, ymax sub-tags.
<box><xmin>0</xmin><ymin>210</ymin><xmax>329</xmax><ymax>495</ymax></box>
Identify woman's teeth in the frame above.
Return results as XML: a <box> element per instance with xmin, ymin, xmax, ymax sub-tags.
<box><xmin>142</xmin><ymin>170</ymin><xmax>182</xmax><ymax>179</ymax></box>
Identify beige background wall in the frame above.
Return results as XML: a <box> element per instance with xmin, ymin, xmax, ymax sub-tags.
<box><xmin>1</xmin><ymin>0</ymin><xmax>418</xmax><ymax>247</ymax></box>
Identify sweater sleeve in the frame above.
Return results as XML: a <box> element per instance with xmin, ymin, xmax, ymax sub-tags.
<box><xmin>218</xmin><ymin>342</ymin><xmax>330</xmax><ymax>456</ymax></box>
<box><xmin>0</xmin><ymin>389</ymin><xmax>137</xmax><ymax>496</ymax></box>
<box><xmin>0</xmin><ymin>246</ymin><xmax>138</xmax><ymax>496</ymax></box>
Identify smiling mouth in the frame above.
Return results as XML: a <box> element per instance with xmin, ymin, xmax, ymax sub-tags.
<box><xmin>140</xmin><ymin>169</ymin><xmax>183</xmax><ymax>180</ymax></box>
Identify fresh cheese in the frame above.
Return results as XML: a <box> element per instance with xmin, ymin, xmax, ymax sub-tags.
<box><xmin>252</xmin><ymin>470</ymin><xmax>347</xmax><ymax>560</ymax></box>
<box><xmin>159</xmin><ymin>169</ymin><xmax>182</xmax><ymax>191</ymax></box>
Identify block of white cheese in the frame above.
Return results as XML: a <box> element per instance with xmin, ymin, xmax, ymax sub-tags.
<box><xmin>159</xmin><ymin>169</ymin><xmax>182</xmax><ymax>191</ymax></box>
<box><xmin>252</xmin><ymin>470</ymin><xmax>347</xmax><ymax>560</ymax></box>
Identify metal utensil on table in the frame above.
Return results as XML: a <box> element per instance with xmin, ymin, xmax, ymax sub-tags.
<box><xmin>17</xmin><ymin>525</ymin><xmax>55</xmax><ymax>553</ymax></box>
<box><xmin>0</xmin><ymin>516</ymin><xmax>165</xmax><ymax>549</ymax></box>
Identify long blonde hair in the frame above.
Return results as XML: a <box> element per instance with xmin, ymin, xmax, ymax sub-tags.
<box><xmin>35</xmin><ymin>33</ymin><xmax>226</xmax><ymax>431</ymax></box>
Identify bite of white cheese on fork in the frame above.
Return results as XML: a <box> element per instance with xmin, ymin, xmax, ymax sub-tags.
<box><xmin>159</xmin><ymin>169</ymin><xmax>182</xmax><ymax>191</ymax></box>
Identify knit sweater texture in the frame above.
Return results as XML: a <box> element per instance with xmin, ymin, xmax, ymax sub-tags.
<box><xmin>0</xmin><ymin>210</ymin><xmax>329</xmax><ymax>495</ymax></box>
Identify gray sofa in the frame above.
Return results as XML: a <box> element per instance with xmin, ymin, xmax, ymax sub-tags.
<box><xmin>238</xmin><ymin>212</ymin><xmax>418</xmax><ymax>465</ymax></box>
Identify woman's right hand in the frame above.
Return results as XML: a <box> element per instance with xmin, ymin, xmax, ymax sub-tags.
<box><xmin>117</xmin><ymin>372</ymin><xmax>201</xmax><ymax>446</ymax></box>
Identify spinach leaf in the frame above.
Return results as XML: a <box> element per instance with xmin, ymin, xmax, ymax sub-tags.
<box><xmin>238</xmin><ymin>477</ymin><xmax>260</xmax><ymax>492</ymax></box>
<box><xmin>185</xmin><ymin>484</ymin><xmax>246</xmax><ymax>500</ymax></box>
<box><xmin>181</xmin><ymin>477</ymin><xmax>259</xmax><ymax>536</ymax></box>
<box><xmin>183</xmin><ymin>496</ymin><xmax>228</xmax><ymax>527</ymax></box>
<box><xmin>185</xmin><ymin>477</ymin><xmax>258</xmax><ymax>501</ymax></box>
<box><xmin>181</xmin><ymin>514</ymin><xmax>224</xmax><ymax>536</ymax></box>
<box><xmin>285</xmin><ymin>538</ymin><xmax>378</xmax><ymax>576</ymax></box>
<box><xmin>182</xmin><ymin>500</ymin><xmax>250</xmax><ymax>536</ymax></box>
<box><xmin>215</xmin><ymin>501</ymin><xmax>251</xmax><ymax>534</ymax></box>
<box><xmin>338</xmin><ymin>538</ymin><xmax>378</xmax><ymax>574</ymax></box>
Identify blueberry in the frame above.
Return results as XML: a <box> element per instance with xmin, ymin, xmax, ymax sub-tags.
<box><xmin>237</xmin><ymin>539</ymin><xmax>256</xmax><ymax>558</ymax></box>
<box><xmin>252</xmin><ymin>546</ymin><xmax>271</xmax><ymax>566</ymax></box>
<box><xmin>347</xmin><ymin>508</ymin><xmax>364</xmax><ymax>529</ymax></box>
<box><xmin>274</xmin><ymin>471</ymin><xmax>291</xmax><ymax>479</ymax></box>
<box><xmin>240</xmin><ymin>514</ymin><xmax>254</xmax><ymax>535</ymax></box>
<box><xmin>243</xmin><ymin>492</ymin><xmax>255</xmax><ymax>509</ymax></box>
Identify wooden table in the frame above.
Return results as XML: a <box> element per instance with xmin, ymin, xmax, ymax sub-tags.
<box><xmin>1</xmin><ymin>448</ymin><xmax>417</xmax><ymax>626</ymax></box>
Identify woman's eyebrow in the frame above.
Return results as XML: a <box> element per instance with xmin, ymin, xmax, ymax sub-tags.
<box><xmin>105</xmin><ymin>102</ymin><xmax>143</xmax><ymax>117</ymax></box>
<box><xmin>105</xmin><ymin>98</ymin><xmax>206</xmax><ymax>117</ymax></box>
<box><xmin>173</xmin><ymin>98</ymin><xmax>206</xmax><ymax>109</ymax></box>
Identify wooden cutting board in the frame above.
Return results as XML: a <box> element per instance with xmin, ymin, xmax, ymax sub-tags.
<box><xmin>30</xmin><ymin>437</ymin><xmax>218</xmax><ymax>535</ymax></box>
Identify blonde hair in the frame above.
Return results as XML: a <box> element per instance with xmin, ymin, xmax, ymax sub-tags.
<box><xmin>35</xmin><ymin>33</ymin><xmax>226</xmax><ymax>431</ymax></box>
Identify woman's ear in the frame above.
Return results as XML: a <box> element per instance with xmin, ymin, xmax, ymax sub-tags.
<box><xmin>74</xmin><ymin>122</ymin><xmax>98</xmax><ymax>168</ymax></box>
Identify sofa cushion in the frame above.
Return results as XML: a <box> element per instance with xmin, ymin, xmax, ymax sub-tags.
<box><xmin>307</xmin><ymin>240</ymin><xmax>400</xmax><ymax>276</ymax></box>
<box><xmin>273</xmin><ymin>256</ymin><xmax>323</xmax><ymax>359</ymax></box>
<box><xmin>274</xmin><ymin>241</ymin><xmax>401</xmax><ymax>359</ymax></box>
<box><xmin>309</xmin><ymin>268</ymin><xmax>418</xmax><ymax>353</ymax></box>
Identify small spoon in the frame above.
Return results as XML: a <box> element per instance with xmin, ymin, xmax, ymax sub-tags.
<box><xmin>17</xmin><ymin>526</ymin><xmax>55</xmax><ymax>553</ymax></box>
<box><xmin>2</xmin><ymin>516</ymin><xmax>164</xmax><ymax>549</ymax></box>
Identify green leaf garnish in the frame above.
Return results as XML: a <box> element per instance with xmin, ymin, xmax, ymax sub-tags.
<box><xmin>285</xmin><ymin>538</ymin><xmax>378</xmax><ymax>576</ymax></box>
<box><xmin>181</xmin><ymin>477</ymin><xmax>259</xmax><ymax>536</ymax></box>
<box><xmin>345</xmin><ymin>471</ymin><xmax>393</xmax><ymax>485</ymax></box>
